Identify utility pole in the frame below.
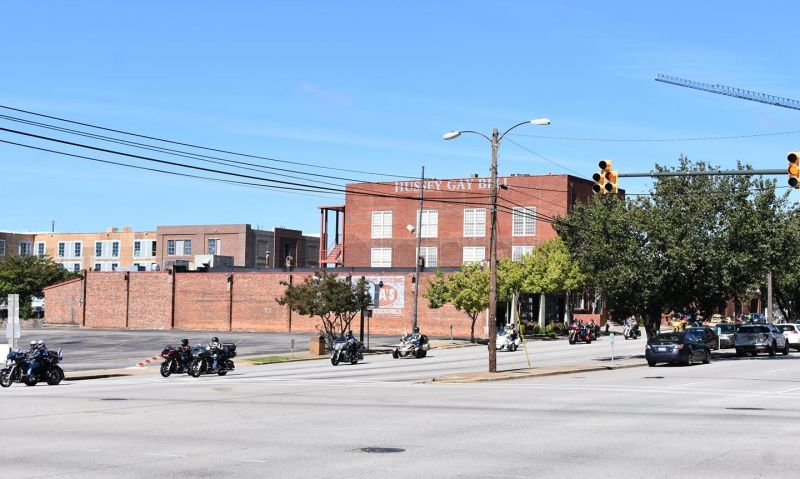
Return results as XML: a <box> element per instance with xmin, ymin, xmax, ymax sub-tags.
<box><xmin>767</xmin><ymin>271</ymin><xmax>773</xmax><ymax>321</ymax></box>
<box><xmin>411</xmin><ymin>166</ymin><xmax>425</xmax><ymax>332</ymax></box>
<box><xmin>488</xmin><ymin>128</ymin><xmax>499</xmax><ymax>373</ymax></box>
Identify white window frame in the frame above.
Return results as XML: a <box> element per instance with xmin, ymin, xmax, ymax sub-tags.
<box><xmin>462</xmin><ymin>246</ymin><xmax>485</xmax><ymax>264</ymax></box>
<box><xmin>370</xmin><ymin>247</ymin><xmax>392</xmax><ymax>268</ymax></box>
<box><xmin>61</xmin><ymin>262</ymin><xmax>81</xmax><ymax>272</ymax></box>
<box><xmin>133</xmin><ymin>239</ymin><xmax>156</xmax><ymax>258</ymax></box>
<box><xmin>512</xmin><ymin>206</ymin><xmax>537</xmax><ymax>236</ymax></box>
<box><xmin>371</xmin><ymin>211</ymin><xmax>393</xmax><ymax>239</ymax></box>
<box><xmin>417</xmin><ymin>246</ymin><xmax>438</xmax><ymax>268</ymax></box>
<box><xmin>74</xmin><ymin>241</ymin><xmax>82</xmax><ymax>258</ymax></box>
<box><xmin>208</xmin><ymin>238</ymin><xmax>221</xmax><ymax>256</ymax></box>
<box><xmin>18</xmin><ymin>241</ymin><xmax>32</xmax><ymax>256</ymax></box>
<box><xmin>512</xmin><ymin>245</ymin><xmax>534</xmax><ymax>262</ymax></box>
<box><xmin>0</xmin><ymin>239</ymin><xmax>5</xmax><ymax>256</ymax></box>
<box><xmin>35</xmin><ymin>242</ymin><xmax>46</xmax><ymax>257</ymax></box>
<box><xmin>93</xmin><ymin>262</ymin><xmax>119</xmax><ymax>272</ymax></box>
<box><xmin>416</xmin><ymin>209</ymin><xmax>438</xmax><ymax>238</ymax></box>
<box><xmin>167</xmin><ymin>239</ymin><xmax>192</xmax><ymax>256</ymax></box>
<box><xmin>463</xmin><ymin>208</ymin><xmax>486</xmax><ymax>238</ymax></box>
<box><xmin>94</xmin><ymin>240</ymin><xmax>121</xmax><ymax>259</ymax></box>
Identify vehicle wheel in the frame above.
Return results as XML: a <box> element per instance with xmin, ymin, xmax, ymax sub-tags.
<box><xmin>783</xmin><ymin>341</ymin><xmax>790</xmax><ymax>355</ymax></box>
<box><xmin>703</xmin><ymin>351</ymin><xmax>711</xmax><ymax>364</ymax></box>
<box><xmin>24</xmin><ymin>376</ymin><xmax>37</xmax><ymax>386</ymax></box>
<box><xmin>217</xmin><ymin>370</ymin><xmax>228</xmax><ymax>376</ymax></box>
<box><xmin>190</xmin><ymin>361</ymin><xmax>203</xmax><ymax>377</ymax></box>
<box><xmin>686</xmin><ymin>349</ymin><xmax>694</xmax><ymax>366</ymax></box>
<box><xmin>331</xmin><ymin>354</ymin><xmax>340</xmax><ymax>366</ymax></box>
<box><xmin>46</xmin><ymin>368</ymin><xmax>62</xmax><ymax>385</ymax></box>
<box><xmin>647</xmin><ymin>361</ymin><xmax>656</xmax><ymax>367</ymax></box>
<box><xmin>769</xmin><ymin>342</ymin><xmax>776</xmax><ymax>357</ymax></box>
<box><xmin>0</xmin><ymin>370</ymin><xmax>12</xmax><ymax>388</ymax></box>
<box><xmin>735</xmin><ymin>349</ymin><xmax>744</xmax><ymax>357</ymax></box>
<box><xmin>392</xmin><ymin>349</ymin><xmax>399</xmax><ymax>359</ymax></box>
<box><xmin>586</xmin><ymin>338</ymin><xmax>592</xmax><ymax>344</ymax></box>
<box><xmin>160</xmin><ymin>361</ymin><xmax>172</xmax><ymax>378</ymax></box>
<box><xmin>420</xmin><ymin>350</ymin><xmax>427</xmax><ymax>358</ymax></box>
<box><xmin>350</xmin><ymin>357</ymin><xmax>359</xmax><ymax>365</ymax></box>
<box><xmin>569</xmin><ymin>337</ymin><xmax>575</xmax><ymax>345</ymax></box>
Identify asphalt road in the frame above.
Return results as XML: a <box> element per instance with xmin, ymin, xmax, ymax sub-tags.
<box><xmin>2</xmin><ymin>341</ymin><xmax>799</xmax><ymax>478</ymax></box>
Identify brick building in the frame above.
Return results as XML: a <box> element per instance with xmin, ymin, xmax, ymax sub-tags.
<box><xmin>321</xmin><ymin>174</ymin><xmax>595</xmax><ymax>268</ymax></box>
<box><xmin>0</xmin><ymin>232</ymin><xmax>37</xmax><ymax>258</ymax></box>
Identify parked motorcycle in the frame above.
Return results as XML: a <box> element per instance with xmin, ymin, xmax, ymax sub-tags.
<box><xmin>331</xmin><ymin>336</ymin><xmax>364</xmax><ymax>365</ymax></box>
<box><xmin>189</xmin><ymin>343</ymin><xmax>236</xmax><ymax>377</ymax></box>
<box><xmin>392</xmin><ymin>332</ymin><xmax>430</xmax><ymax>359</ymax></box>
<box><xmin>160</xmin><ymin>345</ymin><xmax>191</xmax><ymax>377</ymax></box>
<box><xmin>1</xmin><ymin>348</ymin><xmax>64</xmax><ymax>387</ymax></box>
<box><xmin>496</xmin><ymin>325</ymin><xmax>521</xmax><ymax>351</ymax></box>
<box><xmin>623</xmin><ymin>323</ymin><xmax>642</xmax><ymax>340</ymax></box>
<box><xmin>568</xmin><ymin>324</ymin><xmax>592</xmax><ymax>344</ymax></box>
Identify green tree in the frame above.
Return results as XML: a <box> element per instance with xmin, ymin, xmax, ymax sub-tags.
<box><xmin>276</xmin><ymin>271</ymin><xmax>371</xmax><ymax>346</ymax></box>
<box><xmin>423</xmin><ymin>263</ymin><xmax>488</xmax><ymax>342</ymax></box>
<box><xmin>770</xmin><ymin>207</ymin><xmax>800</xmax><ymax>321</ymax></box>
<box><xmin>0</xmin><ymin>255</ymin><xmax>78</xmax><ymax>320</ymax></box>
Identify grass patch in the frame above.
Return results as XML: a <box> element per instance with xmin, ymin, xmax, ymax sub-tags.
<box><xmin>248</xmin><ymin>355</ymin><xmax>298</xmax><ymax>365</ymax></box>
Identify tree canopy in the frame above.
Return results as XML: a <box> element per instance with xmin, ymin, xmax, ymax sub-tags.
<box><xmin>0</xmin><ymin>255</ymin><xmax>78</xmax><ymax>319</ymax></box>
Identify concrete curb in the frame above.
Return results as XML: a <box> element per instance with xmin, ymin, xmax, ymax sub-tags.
<box><xmin>427</xmin><ymin>360</ymin><xmax>647</xmax><ymax>384</ymax></box>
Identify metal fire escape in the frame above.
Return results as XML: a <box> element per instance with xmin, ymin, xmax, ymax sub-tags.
<box><xmin>318</xmin><ymin>205</ymin><xmax>344</xmax><ymax>267</ymax></box>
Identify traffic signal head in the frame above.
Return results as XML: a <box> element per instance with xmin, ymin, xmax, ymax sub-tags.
<box><xmin>789</xmin><ymin>152</ymin><xmax>800</xmax><ymax>188</ymax></box>
<box><xmin>592</xmin><ymin>171</ymin><xmax>605</xmax><ymax>193</ymax></box>
<box><xmin>604</xmin><ymin>170</ymin><xmax>619</xmax><ymax>193</ymax></box>
<box><xmin>598</xmin><ymin>160</ymin><xmax>613</xmax><ymax>171</ymax></box>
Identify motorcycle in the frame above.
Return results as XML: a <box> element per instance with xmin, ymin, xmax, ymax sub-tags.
<box><xmin>160</xmin><ymin>345</ymin><xmax>191</xmax><ymax>377</ymax></box>
<box><xmin>1</xmin><ymin>348</ymin><xmax>64</xmax><ymax>387</ymax></box>
<box><xmin>189</xmin><ymin>343</ymin><xmax>236</xmax><ymax>377</ymax></box>
<box><xmin>623</xmin><ymin>323</ymin><xmax>641</xmax><ymax>340</ymax></box>
<box><xmin>568</xmin><ymin>324</ymin><xmax>592</xmax><ymax>344</ymax></box>
<box><xmin>587</xmin><ymin>323</ymin><xmax>600</xmax><ymax>341</ymax></box>
<box><xmin>392</xmin><ymin>332</ymin><xmax>430</xmax><ymax>359</ymax></box>
<box><xmin>496</xmin><ymin>325</ymin><xmax>521</xmax><ymax>352</ymax></box>
<box><xmin>331</xmin><ymin>336</ymin><xmax>364</xmax><ymax>365</ymax></box>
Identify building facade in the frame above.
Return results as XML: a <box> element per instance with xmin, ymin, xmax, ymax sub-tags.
<box><xmin>335</xmin><ymin>174</ymin><xmax>596</xmax><ymax>268</ymax></box>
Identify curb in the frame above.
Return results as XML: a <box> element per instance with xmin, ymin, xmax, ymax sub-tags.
<box><xmin>427</xmin><ymin>361</ymin><xmax>647</xmax><ymax>384</ymax></box>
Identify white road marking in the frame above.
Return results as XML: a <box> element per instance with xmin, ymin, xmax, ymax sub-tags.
<box><xmin>766</xmin><ymin>368</ymin><xmax>786</xmax><ymax>374</ymax></box>
<box><xmin>779</xmin><ymin>386</ymin><xmax>800</xmax><ymax>393</ymax></box>
<box><xmin>144</xmin><ymin>452</ymin><xmax>185</xmax><ymax>458</ymax></box>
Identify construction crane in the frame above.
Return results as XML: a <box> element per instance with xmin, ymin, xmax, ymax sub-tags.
<box><xmin>655</xmin><ymin>73</ymin><xmax>800</xmax><ymax>111</ymax></box>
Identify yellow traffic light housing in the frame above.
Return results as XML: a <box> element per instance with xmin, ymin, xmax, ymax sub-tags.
<box><xmin>592</xmin><ymin>171</ymin><xmax>606</xmax><ymax>193</ymax></box>
<box><xmin>593</xmin><ymin>160</ymin><xmax>617</xmax><ymax>194</ymax></box>
<box><xmin>789</xmin><ymin>152</ymin><xmax>800</xmax><ymax>188</ymax></box>
<box><xmin>604</xmin><ymin>170</ymin><xmax>619</xmax><ymax>193</ymax></box>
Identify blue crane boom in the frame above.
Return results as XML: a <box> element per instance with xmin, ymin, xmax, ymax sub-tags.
<box><xmin>655</xmin><ymin>73</ymin><xmax>800</xmax><ymax>111</ymax></box>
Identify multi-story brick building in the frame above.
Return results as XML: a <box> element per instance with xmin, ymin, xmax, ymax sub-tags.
<box><xmin>321</xmin><ymin>174</ymin><xmax>596</xmax><ymax>268</ymax></box>
<box><xmin>0</xmin><ymin>232</ymin><xmax>37</xmax><ymax>259</ymax></box>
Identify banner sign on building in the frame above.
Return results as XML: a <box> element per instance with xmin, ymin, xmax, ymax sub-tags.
<box><xmin>365</xmin><ymin>275</ymin><xmax>405</xmax><ymax>316</ymax></box>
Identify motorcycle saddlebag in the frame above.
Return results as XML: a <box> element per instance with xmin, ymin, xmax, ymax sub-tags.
<box><xmin>222</xmin><ymin>343</ymin><xmax>237</xmax><ymax>358</ymax></box>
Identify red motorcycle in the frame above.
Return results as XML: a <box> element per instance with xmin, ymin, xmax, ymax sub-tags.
<box><xmin>568</xmin><ymin>324</ymin><xmax>592</xmax><ymax>344</ymax></box>
<box><xmin>160</xmin><ymin>345</ymin><xmax>190</xmax><ymax>377</ymax></box>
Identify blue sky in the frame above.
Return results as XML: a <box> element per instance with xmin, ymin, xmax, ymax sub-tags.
<box><xmin>1</xmin><ymin>1</ymin><xmax>799</xmax><ymax>234</ymax></box>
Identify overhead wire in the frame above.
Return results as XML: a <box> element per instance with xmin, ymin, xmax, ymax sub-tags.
<box><xmin>512</xmin><ymin>130</ymin><xmax>800</xmax><ymax>142</ymax></box>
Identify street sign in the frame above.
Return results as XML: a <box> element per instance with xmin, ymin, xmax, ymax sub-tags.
<box><xmin>365</xmin><ymin>282</ymin><xmax>381</xmax><ymax>310</ymax></box>
<box><xmin>5</xmin><ymin>294</ymin><xmax>21</xmax><ymax>343</ymax></box>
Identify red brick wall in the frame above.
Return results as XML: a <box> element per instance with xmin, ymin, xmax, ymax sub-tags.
<box><xmin>42</xmin><ymin>278</ymin><xmax>83</xmax><ymax>325</ymax></box>
<box><xmin>85</xmin><ymin>272</ymin><xmax>128</xmax><ymax>328</ymax></box>
<box><xmin>128</xmin><ymin>273</ymin><xmax>172</xmax><ymax>329</ymax></box>
<box><xmin>174</xmin><ymin>273</ymin><xmax>232</xmax><ymax>330</ymax></box>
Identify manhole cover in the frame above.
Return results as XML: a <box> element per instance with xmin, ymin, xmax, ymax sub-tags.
<box><xmin>643</xmin><ymin>376</ymin><xmax>664</xmax><ymax>379</ymax></box>
<box><xmin>100</xmin><ymin>398</ymin><xmax>128</xmax><ymax>401</ymax></box>
<box><xmin>358</xmin><ymin>447</ymin><xmax>405</xmax><ymax>454</ymax></box>
<box><xmin>726</xmin><ymin>407</ymin><xmax>765</xmax><ymax>411</ymax></box>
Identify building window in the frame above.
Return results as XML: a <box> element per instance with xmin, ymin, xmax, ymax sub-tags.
<box><xmin>93</xmin><ymin>262</ymin><xmax>119</xmax><ymax>272</ymax></box>
<box><xmin>0</xmin><ymin>239</ymin><xmax>5</xmax><ymax>256</ymax></box>
<box><xmin>74</xmin><ymin>242</ymin><xmax>82</xmax><ymax>258</ymax></box>
<box><xmin>94</xmin><ymin>240</ymin><xmax>120</xmax><ymax>258</ymax></box>
<box><xmin>418</xmin><ymin>246</ymin><xmax>438</xmax><ymax>268</ymax></box>
<box><xmin>416</xmin><ymin>210</ymin><xmax>438</xmax><ymax>238</ymax></box>
<box><xmin>62</xmin><ymin>262</ymin><xmax>81</xmax><ymax>272</ymax></box>
<box><xmin>512</xmin><ymin>206</ymin><xmax>537</xmax><ymax>236</ymax></box>
<box><xmin>463</xmin><ymin>246</ymin><xmax>485</xmax><ymax>264</ymax></box>
<box><xmin>36</xmin><ymin>242</ymin><xmax>46</xmax><ymax>256</ymax></box>
<box><xmin>371</xmin><ymin>211</ymin><xmax>393</xmax><ymax>239</ymax></box>
<box><xmin>512</xmin><ymin>245</ymin><xmax>533</xmax><ymax>262</ymax></box>
<box><xmin>370</xmin><ymin>247</ymin><xmax>392</xmax><ymax>268</ymax></box>
<box><xmin>463</xmin><ymin>208</ymin><xmax>486</xmax><ymax>237</ymax></box>
<box><xmin>57</xmin><ymin>241</ymin><xmax>83</xmax><ymax>259</ymax></box>
<box><xmin>167</xmin><ymin>239</ymin><xmax>192</xmax><ymax>256</ymax></box>
<box><xmin>19</xmin><ymin>241</ymin><xmax>32</xmax><ymax>256</ymax></box>
<box><xmin>58</xmin><ymin>242</ymin><xmax>65</xmax><ymax>258</ymax></box>
<box><xmin>134</xmin><ymin>239</ymin><xmax>156</xmax><ymax>258</ymax></box>
<box><xmin>208</xmin><ymin>238</ymin><xmax>220</xmax><ymax>255</ymax></box>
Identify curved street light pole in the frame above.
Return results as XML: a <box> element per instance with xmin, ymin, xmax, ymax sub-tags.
<box><xmin>444</xmin><ymin>119</ymin><xmax>550</xmax><ymax>373</ymax></box>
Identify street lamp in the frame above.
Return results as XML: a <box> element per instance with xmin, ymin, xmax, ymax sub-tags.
<box><xmin>443</xmin><ymin>118</ymin><xmax>550</xmax><ymax>373</ymax></box>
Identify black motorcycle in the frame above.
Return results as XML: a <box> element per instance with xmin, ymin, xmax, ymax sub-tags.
<box><xmin>331</xmin><ymin>336</ymin><xmax>364</xmax><ymax>365</ymax></box>
<box><xmin>189</xmin><ymin>343</ymin><xmax>236</xmax><ymax>377</ymax></box>
<box><xmin>160</xmin><ymin>345</ymin><xmax>191</xmax><ymax>377</ymax></box>
<box><xmin>1</xmin><ymin>348</ymin><xmax>64</xmax><ymax>387</ymax></box>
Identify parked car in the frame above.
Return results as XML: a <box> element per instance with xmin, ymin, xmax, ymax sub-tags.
<box><xmin>714</xmin><ymin>323</ymin><xmax>737</xmax><ymax>349</ymax></box>
<box><xmin>645</xmin><ymin>332</ymin><xmax>711</xmax><ymax>367</ymax></box>
<box><xmin>750</xmin><ymin>313</ymin><xmax>767</xmax><ymax>324</ymax></box>
<box><xmin>685</xmin><ymin>327</ymin><xmax>719</xmax><ymax>350</ymax></box>
<box><xmin>776</xmin><ymin>324</ymin><xmax>800</xmax><ymax>351</ymax></box>
<box><xmin>734</xmin><ymin>324</ymin><xmax>789</xmax><ymax>357</ymax></box>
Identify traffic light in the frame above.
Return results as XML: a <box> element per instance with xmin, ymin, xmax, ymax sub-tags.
<box><xmin>789</xmin><ymin>152</ymin><xmax>800</xmax><ymax>188</ymax></box>
<box><xmin>604</xmin><ymin>169</ymin><xmax>619</xmax><ymax>194</ymax></box>
<box><xmin>593</xmin><ymin>160</ymin><xmax>618</xmax><ymax>194</ymax></box>
<box><xmin>592</xmin><ymin>171</ymin><xmax>606</xmax><ymax>193</ymax></box>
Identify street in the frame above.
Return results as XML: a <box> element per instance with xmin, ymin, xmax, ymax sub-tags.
<box><xmin>1</xmin><ymin>339</ymin><xmax>798</xmax><ymax>478</ymax></box>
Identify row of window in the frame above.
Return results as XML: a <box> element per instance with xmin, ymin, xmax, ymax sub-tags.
<box><xmin>371</xmin><ymin>207</ymin><xmax>536</xmax><ymax>239</ymax></box>
<box><xmin>4</xmin><ymin>238</ymin><xmax>218</xmax><ymax>259</ymax></box>
<box><xmin>58</xmin><ymin>262</ymin><xmax>160</xmax><ymax>273</ymax></box>
<box><xmin>369</xmin><ymin>245</ymin><xmax>535</xmax><ymax>267</ymax></box>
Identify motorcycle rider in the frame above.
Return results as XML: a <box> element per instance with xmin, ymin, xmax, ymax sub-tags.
<box><xmin>26</xmin><ymin>340</ymin><xmax>48</xmax><ymax>378</ymax></box>
<box><xmin>209</xmin><ymin>337</ymin><xmax>222</xmax><ymax>371</ymax></box>
<box><xmin>345</xmin><ymin>330</ymin><xmax>358</xmax><ymax>358</ymax></box>
<box><xmin>178</xmin><ymin>339</ymin><xmax>191</xmax><ymax>370</ymax></box>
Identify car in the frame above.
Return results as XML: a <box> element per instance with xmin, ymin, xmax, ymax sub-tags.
<box><xmin>734</xmin><ymin>324</ymin><xmax>790</xmax><ymax>357</ymax></box>
<box><xmin>750</xmin><ymin>313</ymin><xmax>767</xmax><ymax>324</ymax></box>
<box><xmin>714</xmin><ymin>323</ymin><xmax>737</xmax><ymax>349</ymax></box>
<box><xmin>645</xmin><ymin>332</ymin><xmax>711</xmax><ymax>367</ymax></box>
<box><xmin>776</xmin><ymin>324</ymin><xmax>800</xmax><ymax>351</ymax></box>
<box><xmin>685</xmin><ymin>326</ymin><xmax>719</xmax><ymax>350</ymax></box>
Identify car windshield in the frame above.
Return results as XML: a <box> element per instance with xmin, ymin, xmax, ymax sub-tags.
<box><xmin>777</xmin><ymin>325</ymin><xmax>797</xmax><ymax>332</ymax></box>
<box><xmin>716</xmin><ymin>324</ymin><xmax>735</xmax><ymax>333</ymax></box>
<box><xmin>686</xmin><ymin>328</ymin><xmax>705</xmax><ymax>334</ymax></box>
<box><xmin>651</xmin><ymin>333</ymin><xmax>683</xmax><ymax>344</ymax></box>
<box><xmin>738</xmin><ymin>326</ymin><xmax>769</xmax><ymax>334</ymax></box>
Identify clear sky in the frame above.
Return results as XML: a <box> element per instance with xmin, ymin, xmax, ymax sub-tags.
<box><xmin>1</xmin><ymin>0</ymin><xmax>798</xmax><ymax>234</ymax></box>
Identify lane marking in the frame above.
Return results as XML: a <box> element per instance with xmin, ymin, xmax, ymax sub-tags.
<box><xmin>766</xmin><ymin>368</ymin><xmax>787</xmax><ymax>374</ymax></box>
<box><xmin>143</xmin><ymin>452</ymin><xmax>185</xmax><ymax>458</ymax></box>
<box><xmin>779</xmin><ymin>386</ymin><xmax>800</xmax><ymax>393</ymax></box>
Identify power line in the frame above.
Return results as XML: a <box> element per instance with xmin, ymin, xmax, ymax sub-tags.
<box><xmin>511</xmin><ymin>130</ymin><xmax>800</xmax><ymax>142</ymax></box>
<box><xmin>503</xmin><ymin>137</ymin><xmax>582</xmax><ymax>175</ymax></box>
<box><xmin>0</xmin><ymin>103</ymin><xmax>415</xmax><ymax>180</ymax></box>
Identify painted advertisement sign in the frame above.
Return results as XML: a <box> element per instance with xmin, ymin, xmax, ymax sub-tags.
<box><xmin>365</xmin><ymin>275</ymin><xmax>405</xmax><ymax>316</ymax></box>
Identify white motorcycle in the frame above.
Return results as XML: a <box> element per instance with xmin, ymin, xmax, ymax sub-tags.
<box><xmin>331</xmin><ymin>336</ymin><xmax>364</xmax><ymax>366</ymax></box>
<box><xmin>392</xmin><ymin>332</ymin><xmax>430</xmax><ymax>359</ymax></box>
<box><xmin>496</xmin><ymin>326</ymin><xmax>521</xmax><ymax>352</ymax></box>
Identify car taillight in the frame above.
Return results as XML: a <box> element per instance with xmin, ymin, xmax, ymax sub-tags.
<box><xmin>674</xmin><ymin>344</ymin><xmax>683</xmax><ymax>349</ymax></box>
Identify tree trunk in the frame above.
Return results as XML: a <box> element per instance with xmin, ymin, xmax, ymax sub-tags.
<box><xmin>469</xmin><ymin>314</ymin><xmax>477</xmax><ymax>343</ymax></box>
<box><xmin>645</xmin><ymin>310</ymin><xmax>662</xmax><ymax>339</ymax></box>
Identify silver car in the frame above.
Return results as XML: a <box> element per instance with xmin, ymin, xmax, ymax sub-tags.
<box><xmin>714</xmin><ymin>323</ymin><xmax>736</xmax><ymax>349</ymax></box>
<box><xmin>735</xmin><ymin>324</ymin><xmax>790</xmax><ymax>357</ymax></box>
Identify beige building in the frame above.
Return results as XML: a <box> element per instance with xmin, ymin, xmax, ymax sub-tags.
<box><xmin>30</xmin><ymin>227</ymin><xmax>158</xmax><ymax>272</ymax></box>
